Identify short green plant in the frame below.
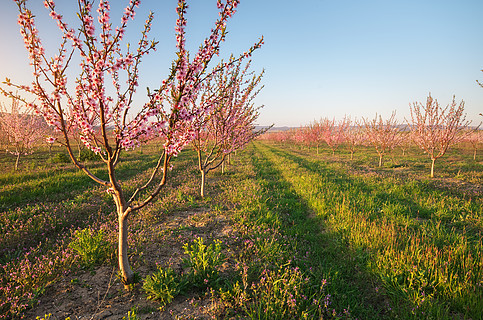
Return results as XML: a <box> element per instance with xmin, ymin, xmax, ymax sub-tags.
<box><xmin>242</xmin><ymin>265</ymin><xmax>337</xmax><ymax>320</ymax></box>
<box><xmin>68</xmin><ymin>227</ymin><xmax>110</xmax><ymax>267</ymax></box>
<box><xmin>182</xmin><ymin>237</ymin><xmax>225</xmax><ymax>287</ymax></box>
<box><xmin>143</xmin><ymin>266</ymin><xmax>181</xmax><ymax>307</ymax></box>
<box><xmin>48</xmin><ymin>152</ymin><xmax>70</xmax><ymax>163</ymax></box>
<box><xmin>122</xmin><ymin>306</ymin><xmax>139</xmax><ymax>320</ymax></box>
<box><xmin>79</xmin><ymin>148</ymin><xmax>99</xmax><ymax>161</ymax></box>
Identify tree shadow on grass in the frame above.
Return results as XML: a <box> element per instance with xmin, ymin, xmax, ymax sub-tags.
<box><xmin>248</xmin><ymin>143</ymin><xmax>395</xmax><ymax>319</ymax></box>
<box><xmin>262</xmin><ymin>143</ymin><xmax>482</xmax><ymax>319</ymax></box>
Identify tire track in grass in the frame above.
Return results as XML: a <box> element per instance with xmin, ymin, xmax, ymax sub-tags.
<box><xmin>248</xmin><ymin>143</ymin><xmax>392</xmax><ymax>319</ymax></box>
<box><xmin>259</xmin><ymin>142</ymin><xmax>483</xmax><ymax>319</ymax></box>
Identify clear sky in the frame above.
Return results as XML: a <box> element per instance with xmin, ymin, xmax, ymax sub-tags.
<box><xmin>1</xmin><ymin>0</ymin><xmax>482</xmax><ymax>127</ymax></box>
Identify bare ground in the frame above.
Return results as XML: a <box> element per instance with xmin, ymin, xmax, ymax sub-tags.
<box><xmin>24</xmin><ymin>208</ymin><xmax>237</xmax><ymax>320</ymax></box>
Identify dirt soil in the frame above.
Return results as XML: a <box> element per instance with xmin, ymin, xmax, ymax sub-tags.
<box><xmin>24</xmin><ymin>208</ymin><xmax>236</xmax><ymax>320</ymax></box>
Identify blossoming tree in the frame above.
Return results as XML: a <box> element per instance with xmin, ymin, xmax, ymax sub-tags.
<box><xmin>463</xmin><ymin>129</ymin><xmax>482</xmax><ymax>161</ymax></box>
<box><xmin>321</xmin><ymin>117</ymin><xmax>349</xmax><ymax>156</ymax></box>
<box><xmin>191</xmin><ymin>60</ymin><xmax>264</xmax><ymax>197</ymax></box>
<box><xmin>0</xmin><ymin>96</ymin><xmax>47</xmax><ymax>170</ymax></box>
<box><xmin>3</xmin><ymin>0</ymin><xmax>262</xmax><ymax>287</ymax></box>
<box><xmin>363</xmin><ymin>111</ymin><xmax>402</xmax><ymax>167</ymax></box>
<box><xmin>409</xmin><ymin>94</ymin><xmax>471</xmax><ymax>177</ymax></box>
<box><xmin>342</xmin><ymin>117</ymin><xmax>365</xmax><ymax>160</ymax></box>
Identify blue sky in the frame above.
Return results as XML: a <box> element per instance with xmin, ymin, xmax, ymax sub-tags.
<box><xmin>1</xmin><ymin>0</ymin><xmax>482</xmax><ymax>127</ymax></box>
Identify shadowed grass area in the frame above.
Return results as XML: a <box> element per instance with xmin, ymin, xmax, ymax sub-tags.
<box><xmin>257</xmin><ymin>141</ymin><xmax>482</xmax><ymax>319</ymax></box>
<box><xmin>240</xmin><ymin>142</ymin><xmax>393</xmax><ymax>319</ymax></box>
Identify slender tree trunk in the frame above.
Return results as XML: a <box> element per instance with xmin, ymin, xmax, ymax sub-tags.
<box><xmin>15</xmin><ymin>153</ymin><xmax>20</xmax><ymax>170</ymax></box>
<box><xmin>118</xmin><ymin>212</ymin><xmax>133</xmax><ymax>288</ymax></box>
<box><xmin>430</xmin><ymin>158</ymin><xmax>436</xmax><ymax>178</ymax></box>
<box><xmin>200</xmin><ymin>169</ymin><xmax>206</xmax><ymax>197</ymax></box>
<box><xmin>474</xmin><ymin>148</ymin><xmax>477</xmax><ymax>161</ymax></box>
<box><xmin>350</xmin><ymin>151</ymin><xmax>354</xmax><ymax>161</ymax></box>
<box><xmin>378</xmin><ymin>154</ymin><xmax>383</xmax><ymax>167</ymax></box>
<box><xmin>112</xmin><ymin>190</ymin><xmax>134</xmax><ymax>289</ymax></box>
<box><xmin>221</xmin><ymin>160</ymin><xmax>225</xmax><ymax>174</ymax></box>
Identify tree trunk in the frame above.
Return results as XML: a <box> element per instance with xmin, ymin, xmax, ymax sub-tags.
<box><xmin>200</xmin><ymin>169</ymin><xmax>206</xmax><ymax>198</ymax></box>
<box><xmin>14</xmin><ymin>153</ymin><xmax>20</xmax><ymax>170</ymax></box>
<box><xmin>118</xmin><ymin>212</ymin><xmax>134</xmax><ymax>288</ymax></box>
<box><xmin>430</xmin><ymin>158</ymin><xmax>436</xmax><ymax>178</ymax></box>
<box><xmin>378</xmin><ymin>154</ymin><xmax>383</xmax><ymax>167</ymax></box>
<box><xmin>114</xmin><ymin>195</ymin><xmax>134</xmax><ymax>289</ymax></box>
<box><xmin>350</xmin><ymin>151</ymin><xmax>354</xmax><ymax>161</ymax></box>
<box><xmin>474</xmin><ymin>148</ymin><xmax>477</xmax><ymax>161</ymax></box>
<box><xmin>221</xmin><ymin>160</ymin><xmax>225</xmax><ymax>174</ymax></box>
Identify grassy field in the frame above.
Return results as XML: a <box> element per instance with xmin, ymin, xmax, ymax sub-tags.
<box><xmin>0</xmin><ymin>141</ymin><xmax>481</xmax><ymax>319</ymax></box>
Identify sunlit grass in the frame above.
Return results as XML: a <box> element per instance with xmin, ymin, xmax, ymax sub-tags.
<box><xmin>256</xmin><ymin>141</ymin><xmax>482</xmax><ymax>319</ymax></box>
<box><xmin>1</xmin><ymin>140</ymin><xmax>481</xmax><ymax>319</ymax></box>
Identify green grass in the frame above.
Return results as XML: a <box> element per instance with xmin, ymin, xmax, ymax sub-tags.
<box><xmin>253</xmin><ymin>141</ymin><xmax>482</xmax><ymax>319</ymax></box>
<box><xmin>0</xmin><ymin>140</ymin><xmax>481</xmax><ymax>319</ymax></box>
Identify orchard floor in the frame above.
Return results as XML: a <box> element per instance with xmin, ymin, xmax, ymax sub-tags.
<box><xmin>7</xmin><ymin>143</ymin><xmax>483</xmax><ymax>319</ymax></box>
<box><xmin>25</xmin><ymin>208</ymin><xmax>235</xmax><ymax>320</ymax></box>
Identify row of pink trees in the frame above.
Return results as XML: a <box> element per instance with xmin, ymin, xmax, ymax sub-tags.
<box><xmin>261</xmin><ymin>93</ymin><xmax>479</xmax><ymax>176</ymax></box>
<box><xmin>2</xmin><ymin>0</ymin><xmax>263</xmax><ymax>287</ymax></box>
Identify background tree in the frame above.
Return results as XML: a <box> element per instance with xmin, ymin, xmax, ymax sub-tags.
<box><xmin>306</xmin><ymin>120</ymin><xmax>325</xmax><ymax>154</ymax></box>
<box><xmin>0</xmin><ymin>97</ymin><xmax>47</xmax><ymax>170</ymax></box>
<box><xmin>343</xmin><ymin>117</ymin><xmax>365</xmax><ymax>160</ymax></box>
<box><xmin>463</xmin><ymin>129</ymin><xmax>482</xmax><ymax>160</ymax></box>
<box><xmin>409</xmin><ymin>93</ymin><xmax>471</xmax><ymax>177</ymax></box>
<box><xmin>192</xmin><ymin>60</ymin><xmax>264</xmax><ymax>197</ymax></box>
<box><xmin>3</xmin><ymin>0</ymin><xmax>262</xmax><ymax>287</ymax></box>
<box><xmin>321</xmin><ymin>117</ymin><xmax>349</xmax><ymax>156</ymax></box>
<box><xmin>363</xmin><ymin>111</ymin><xmax>401</xmax><ymax>167</ymax></box>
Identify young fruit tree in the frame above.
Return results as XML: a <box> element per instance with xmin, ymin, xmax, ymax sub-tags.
<box><xmin>0</xmin><ymin>96</ymin><xmax>47</xmax><ymax>170</ymax></box>
<box><xmin>305</xmin><ymin>120</ymin><xmax>325</xmax><ymax>154</ymax></box>
<box><xmin>191</xmin><ymin>60</ymin><xmax>265</xmax><ymax>197</ymax></box>
<box><xmin>2</xmin><ymin>0</ymin><xmax>262</xmax><ymax>287</ymax></box>
<box><xmin>342</xmin><ymin>117</ymin><xmax>365</xmax><ymax>160</ymax></box>
<box><xmin>321</xmin><ymin>117</ymin><xmax>349</xmax><ymax>156</ymax></box>
<box><xmin>363</xmin><ymin>111</ymin><xmax>402</xmax><ymax>167</ymax></box>
<box><xmin>409</xmin><ymin>94</ymin><xmax>471</xmax><ymax>177</ymax></box>
<box><xmin>462</xmin><ymin>129</ymin><xmax>482</xmax><ymax>161</ymax></box>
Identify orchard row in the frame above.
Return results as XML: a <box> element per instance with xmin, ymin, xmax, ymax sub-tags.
<box><xmin>262</xmin><ymin>94</ymin><xmax>481</xmax><ymax>177</ymax></box>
